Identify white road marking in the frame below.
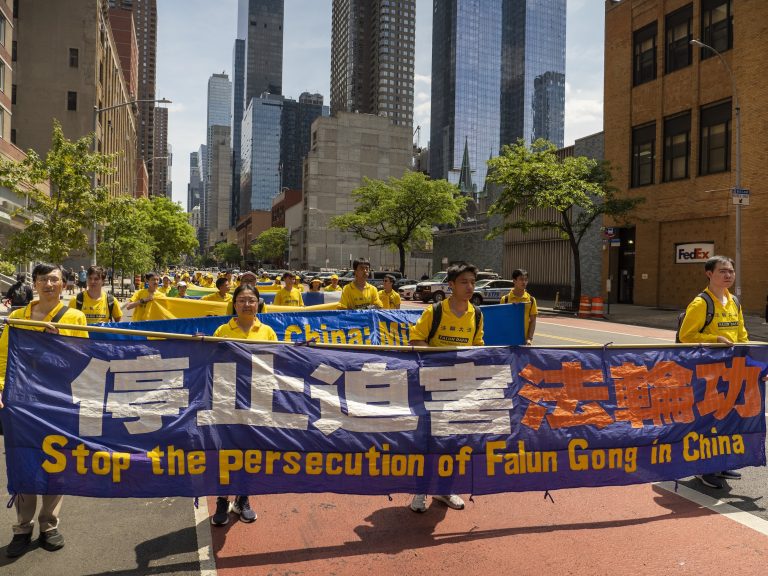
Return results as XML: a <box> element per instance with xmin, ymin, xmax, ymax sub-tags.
<box><xmin>541</xmin><ymin>320</ymin><xmax>674</xmax><ymax>341</ymax></box>
<box><xmin>194</xmin><ymin>497</ymin><xmax>218</xmax><ymax>576</ymax></box>
<box><xmin>655</xmin><ymin>481</ymin><xmax>768</xmax><ymax>537</ymax></box>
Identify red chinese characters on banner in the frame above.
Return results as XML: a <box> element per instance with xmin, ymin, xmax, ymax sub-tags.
<box><xmin>695</xmin><ymin>357</ymin><xmax>762</xmax><ymax>419</ymax></box>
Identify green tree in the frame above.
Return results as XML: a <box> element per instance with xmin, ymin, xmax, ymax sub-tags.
<box><xmin>136</xmin><ymin>196</ymin><xmax>198</xmax><ymax>268</ymax></box>
<box><xmin>0</xmin><ymin>121</ymin><xmax>115</xmax><ymax>263</ymax></box>
<box><xmin>213</xmin><ymin>242</ymin><xmax>242</xmax><ymax>267</ymax></box>
<box><xmin>486</xmin><ymin>138</ymin><xmax>643</xmax><ymax>306</ymax></box>
<box><xmin>330</xmin><ymin>171</ymin><xmax>467</xmax><ymax>274</ymax></box>
<box><xmin>250</xmin><ymin>227</ymin><xmax>288</xmax><ymax>266</ymax></box>
<box><xmin>97</xmin><ymin>196</ymin><xmax>155</xmax><ymax>289</ymax></box>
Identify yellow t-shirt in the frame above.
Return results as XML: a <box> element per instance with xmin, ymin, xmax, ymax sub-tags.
<box><xmin>338</xmin><ymin>282</ymin><xmax>382</xmax><ymax>309</ymax></box>
<box><xmin>378</xmin><ymin>289</ymin><xmax>401</xmax><ymax>309</ymax></box>
<box><xmin>678</xmin><ymin>287</ymin><xmax>748</xmax><ymax>344</ymax></box>
<box><xmin>273</xmin><ymin>287</ymin><xmax>304</xmax><ymax>307</ymax></box>
<box><xmin>129</xmin><ymin>289</ymin><xmax>165</xmax><ymax>322</ymax></box>
<box><xmin>213</xmin><ymin>318</ymin><xmax>278</xmax><ymax>341</ymax></box>
<box><xmin>324</xmin><ymin>284</ymin><xmax>342</xmax><ymax>292</ymax></box>
<box><xmin>410</xmin><ymin>298</ymin><xmax>484</xmax><ymax>347</ymax></box>
<box><xmin>500</xmin><ymin>290</ymin><xmax>538</xmax><ymax>339</ymax></box>
<box><xmin>0</xmin><ymin>302</ymin><xmax>88</xmax><ymax>390</ymax></box>
<box><xmin>68</xmin><ymin>291</ymin><xmax>123</xmax><ymax>324</ymax></box>
<box><xmin>202</xmin><ymin>291</ymin><xmax>233</xmax><ymax>303</ymax></box>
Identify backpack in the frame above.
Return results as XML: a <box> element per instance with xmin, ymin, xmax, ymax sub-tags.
<box><xmin>8</xmin><ymin>283</ymin><xmax>32</xmax><ymax>307</ymax></box>
<box><xmin>675</xmin><ymin>291</ymin><xmax>740</xmax><ymax>343</ymax></box>
<box><xmin>427</xmin><ymin>301</ymin><xmax>483</xmax><ymax>343</ymax></box>
<box><xmin>76</xmin><ymin>292</ymin><xmax>117</xmax><ymax>322</ymax></box>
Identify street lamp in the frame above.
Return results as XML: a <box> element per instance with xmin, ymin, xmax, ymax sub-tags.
<box><xmin>690</xmin><ymin>38</ymin><xmax>741</xmax><ymax>297</ymax></box>
<box><xmin>91</xmin><ymin>97</ymin><xmax>172</xmax><ymax>265</ymax></box>
<box><xmin>308</xmin><ymin>206</ymin><xmax>328</xmax><ymax>269</ymax></box>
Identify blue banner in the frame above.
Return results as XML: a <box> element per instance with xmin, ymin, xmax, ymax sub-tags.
<box><xmin>2</xmin><ymin>330</ymin><xmax>766</xmax><ymax>498</ymax></box>
<box><xmin>94</xmin><ymin>304</ymin><xmax>525</xmax><ymax>346</ymax></box>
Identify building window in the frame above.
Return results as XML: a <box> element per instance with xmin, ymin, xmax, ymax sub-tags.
<box><xmin>665</xmin><ymin>4</ymin><xmax>692</xmax><ymax>74</ymax></box>
<box><xmin>633</xmin><ymin>22</ymin><xmax>657</xmax><ymax>86</ymax></box>
<box><xmin>631</xmin><ymin>123</ymin><xmax>655</xmax><ymax>187</ymax></box>
<box><xmin>10</xmin><ymin>128</ymin><xmax>15</xmax><ymax>144</ymax></box>
<box><xmin>67</xmin><ymin>91</ymin><xmax>77</xmax><ymax>111</ymax></box>
<box><xmin>12</xmin><ymin>40</ymin><xmax>16</xmax><ymax>62</ymax></box>
<box><xmin>0</xmin><ymin>13</ymin><xmax>5</xmax><ymax>46</ymax></box>
<box><xmin>11</xmin><ymin>83</ymin><xmax>15</xmax><ymax>104</ymax></box>
<box><xmin>69</xmin><ymin>48</ymin><xmax>79</xmax><ymax>68</ymax></box>
<box><xmin>701</xmin><ymin>0</ymin><xmax>732</xmax><ymax>56</ymax></box>
<box><xmin>0</xmin><ymin>109</ymin><xmax>4</xmax><ymax>139</ymax></box>
<box><xmin>699</xmin><ymin>100</ymin><xmax>731</xmax><ymax>176</ymax></box>
<box><xmin>663</xmin><ymin>112</ymin><xmax>690</xmax><ymax>181</ymax></box>
<box><xmin>0</xmin><ymin>62</ymin><xmax>4</xmax><ymax>93</ymax></box>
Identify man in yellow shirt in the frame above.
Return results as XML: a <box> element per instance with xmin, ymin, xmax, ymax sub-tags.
<box><xmin>157</xmin><ymin>275</ymin><xmax>172</xmax><ymax>295</ymax></box>
<box><xmin>500</xmin><ymin>268</ymin><xmax>538</xmax><ymax>345</ymax></box>
<box><xmin>338</xmin><ymin>258</ymin><xmax>382</xmax><ymax>309</ymax></box>
<box><xmin>324</xmin><ymin>274</ymin><xmax>342</xmax><ymax>292</ymax></box>
<box><xmin>273</xmin><ymin>272</ymin><xmax>304</xmax><ymax>307</ymax></box>
<box><xmin>678</xmin><ymin>255</ymin><xmax>749</xmax><ymax>489</ymax></box>
<box><xmin>408</xmin><ymin>262</ymin><xmax>484</xmax><ymax>514</ymax></box>
<box><xmin>378</xmin><ymin>274</ymin><xmax>401</xmax><ymax>309</ymax></box>
<box><xmin>68</xmin><ymin>265</ymin><xmax>122</xmax><ymax>324</ymax></box>
<box><xmin>0</xmin><ymin>263</ymin><xmax>88</xmax><ymax>558</ymax></box>
<box><xmin>125</xmin><ymin>272</ymin><xmax>165</xmax><ymax>322</ymax></box>
<box><xmin>202</xmin><ymin>277</ymin><xmax>232</xmax><ymax>303</ymax></box>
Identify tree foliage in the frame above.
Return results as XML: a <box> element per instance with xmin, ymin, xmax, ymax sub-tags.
<box><xmin>0</xmin><ymin>121</ymin><xmax>116</xmax><ymax>264</ymax></box>
<box><xmin>97</xmin><ymin>196</ymin><xmax>155</xmax><ymax>276</ymax></box>
<box><xmin>330</xmin><ymin>171</ymin><xmax>467</xmax><ymax>274</ymax></box>
<box><xmin>213</xmin><ymin>242</ymin><xmax>242</xmax><ymax>267</ymax></box>
<box><xmin>136</xmin><ymin>196</ymin><xmax>198</xmax><ymax>268</ymax></box>
<box><xmin>486</xmin><ymin>138</ymin><xmax>643</xmax><ymax>305</ymax></box>
<box><xmin>250</xmin><ymin>227</ymin><xmax>288</xmax><ymax>265</ymax></box>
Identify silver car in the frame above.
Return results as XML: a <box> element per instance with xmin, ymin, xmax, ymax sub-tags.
<box><xmin>470</xmin><ymin>279</ymin><xmax>515</xmax><ymax>305</ymax></box>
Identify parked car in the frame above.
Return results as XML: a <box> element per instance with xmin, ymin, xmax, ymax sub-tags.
<box><xmin>338</xmin><ymin>270</ymin><xmax>402</xmax><ymax>288</ymax></box>
<box><xmin>398</xmin><ymin>283</ymin><xmax>418</xmax><ymax>300</ymax></box>
<box><xmin>393</xmin><ymin>277</ymin><xmax>414</xmax><ymax>290</ymax></box>
<box><xmin>414</xmin><ymin>270</ymin><xmax>500</xmax><ymax>303</ymax></box>
<box><xmin>469</xmin><ymin>279</ymin><xmax>515</xmax><ymax>305</ymax></box>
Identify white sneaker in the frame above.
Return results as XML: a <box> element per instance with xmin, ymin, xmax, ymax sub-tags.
<box><xmin>410</xmin><ymin>493</ymin><xmax>427</xmax><ymax>513</ymax></box>
<box><xmin>433</xmin><ymin>494</ymin><xmax>465</xmax><ymax>510</ymax></box>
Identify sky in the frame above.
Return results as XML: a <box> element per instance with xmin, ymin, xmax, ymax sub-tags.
<box><xmin>156</xmin><ymin>0</ymin><xmax>605</xmax><ymax>208</ymax></box>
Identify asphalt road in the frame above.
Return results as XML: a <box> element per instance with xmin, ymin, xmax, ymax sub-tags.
<box><xmin>0</xmin><ymin>305</ymin><xmax>766</xmax><ymax>575</ymax></box>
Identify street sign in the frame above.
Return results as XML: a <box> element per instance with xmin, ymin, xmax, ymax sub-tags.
<box><xmin>610</xmin><ymin>238</ymin><xmax>621</xmax><ymax>247</ymax></box>
<box><xmin>604</xmin><ymin>227</ymin><xmax>615</xmax><ymax>238</ymax></box>
<box><xmin>732</xmin><ymin>187</ymin><xmax>750</xmax><ymax>206</ymax></box>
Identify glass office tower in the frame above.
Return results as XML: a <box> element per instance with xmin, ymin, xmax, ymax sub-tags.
<box><xmin>430</xmin><ymin>0</ymin><xmax>566</xmax><ymax>193</ymax></box>
<box><xmin>240</xmin><ymin>95</ymin><xmax>284</xmax><ymax>214</ymax></box>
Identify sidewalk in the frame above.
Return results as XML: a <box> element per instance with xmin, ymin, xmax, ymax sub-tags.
<box><xmin>540</xmin><ymin>301</ymin><xmax>768</xmax><ymax>342</ymax></box>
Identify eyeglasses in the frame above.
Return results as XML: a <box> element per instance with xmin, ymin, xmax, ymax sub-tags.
<box><xmin>235</xmin><ymin>298</ymin><xmax>259</xmax><ymax>305</ymax></box>
<box><xmin>35</xmin><ymin>275</ymin><xmax>62</xmax><ymax>284</ymax></box>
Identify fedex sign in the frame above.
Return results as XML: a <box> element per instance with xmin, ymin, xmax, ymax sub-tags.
<box><xmin>675</xmin><ymin>242</ymin><xmax>715</xmax><ymax>264</ymax></box>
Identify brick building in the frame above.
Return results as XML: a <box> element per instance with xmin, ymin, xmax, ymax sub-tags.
<box><xmin>603</xmin><ymin>0</ymin><xmax>767</xmax><ymax>312</ymax></box>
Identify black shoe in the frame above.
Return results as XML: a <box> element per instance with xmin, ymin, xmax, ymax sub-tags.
<box><xmin>6</xmin><ymin>533</ymin><xmax>32</xmax><ymax>558</ymax></box>
<box><xmin>233</xmin><ymin>495</ymin><xmax>256</xmax><ymax>523</ymax></box>
<box><xmin>38</xmin><ymin>528</ymin><xmax>65</xmax><ymax>551</ymax></box>
<box><xmin>697</xmin><ymin>474</ymin><xmax>724</xmax><ymax>489</ymax></box>
<box><xmin>211</xmin><ymin>497</ymin><xmax>231</xmax><ymax>526</ymax></box>
<box><xmin>717</xmin><ymin>470</ymin><xmax>742</xmax><ymax>480</ymax></box>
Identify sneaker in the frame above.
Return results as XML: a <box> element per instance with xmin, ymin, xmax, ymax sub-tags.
<box><xmin>433</xmin><ymin>494</ymin><xmax>465</xmax><ymax>510</ymax></box>
<box><xmin>717</xmin><ymin>470</ymin><xmax>742</xmax><ymax>480</ymax></box>
<box><xmin>697</xmin><ymin>474</ymin><xmax>724</xmax><ymax>489</ymax></box>
<box><xmin>38</xmin><ymin>528</ymin><xmax>65</xmax><ymax>551</ymax></box>
<box><xmin>211</xmin><ymin>497</ymin><xmax>231</xmax><ymax>526</ymax></box>
<box><xmin>410</xmin><ymin>493</ymin><xmax>427</xmax><ymax>513</ymax></box>
<box><xmin>6</xmin><ymin>533</ymin><xmax>32</xmax><ymax>558</ymax></box>
<box><xmin>233</xmin><ymin>495</ymin><xmax>256</xmax><ymax>523</ymax></box>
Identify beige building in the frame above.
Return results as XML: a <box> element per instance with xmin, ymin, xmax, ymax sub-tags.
<box><xmin>300</xmin><ymin>112</ymin><xmax>429</xmax><ymax>276</ymax></box>
<box><xmin>604</xmin><ymin>0</ymin><xmax>768</xmax><ymax>312</ymax></box>
<box><xmin>206</xmin><ymin>124</ymin><xmax>232</xmax><ymax>250</ymax></box>
<box><xmin>13</xmin><ymin>0</ymin><xmax>137</xmax><ymax>198</ymax></box>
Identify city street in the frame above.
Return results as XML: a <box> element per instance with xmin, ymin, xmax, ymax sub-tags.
<box><xmin>1</xmin><ymin>313</ymin><xmax>767</xmax><ymax>576</ymax></box>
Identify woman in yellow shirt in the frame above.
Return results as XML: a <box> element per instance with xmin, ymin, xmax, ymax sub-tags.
<box><xmin>209</xmin><ymin>283</ymin><xmax>276</xmax><ymax>527</ymax></box>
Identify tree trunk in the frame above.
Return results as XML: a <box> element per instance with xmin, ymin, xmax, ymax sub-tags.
<box><xmin>398</xmin><ymin>243</ymin><xmax>406</xmax><ymax>275</ymax></box>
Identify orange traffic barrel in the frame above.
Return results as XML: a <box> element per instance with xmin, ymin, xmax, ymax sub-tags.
<box><xmin>591</xmin><ymin>297</ymin><xmax>605</xmax><ymax>319</ymax></box>
<box><xmin>577</xmin><ymin>295</ymin><xmax>592</xmax><ymax>318</ymax></box>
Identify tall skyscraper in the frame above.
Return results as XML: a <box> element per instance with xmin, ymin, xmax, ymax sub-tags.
<box><xmin>196</xmin><ymin>144</ymin><xmax>208</xmax><ymax>250</ymax></box>
<box><xmin>280</xmin><ymin>93</ymin><xmax>329</xmax><ymax>191</ymax></box>
<box><xmin>109</xmin><ymin>0</ymin><xmax>159</xmax><ymax>194</ymax></box>
<box><xmin>237</xmin><ymin>0</ymin><xmax>284</xmax><ymax>105</ymax></box>
<box><xmin>151</xmin><ymin>106</ymin><xmax>171</xmax><ymax>198</ymax></box>
<box><xmin>230</xmin><ymin>38</ymin><xmax>246</xmax><ymax>226</ymax></box>
<box><xmin>501</xmin><ymin>0</ymin><xmax>566</xmax><ymax>148</ymax></box>
<box><xmin>330</xmin><ymin>0</ymin><xmax>415</xmax><ymax>127</ymax></box>
<box><xmin>240</xmin><ymin>94</ymin><xmax>283</xmax><ymax>215</ymax></box>
<box><xmin>205</xmin><ymin>73</ymin><xmax>232</xmax><ymax>249</ymax></box>
<box><xmin>430</xmin><ymin>0</ymin><xmax>566</xmax><ymax>193</ymax></box>
<box><xmin>188</xmin><ymin>151</ymin><xmax>202</xmax><ymax>213</ymax></box>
